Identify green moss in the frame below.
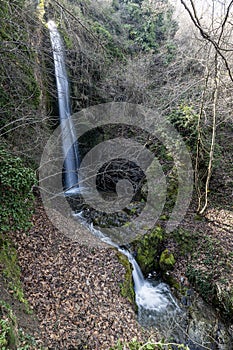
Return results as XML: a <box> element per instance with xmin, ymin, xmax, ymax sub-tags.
<box><xmin>132</xmin><ymin>226</ymin><xmax>164</xmax><ymax>275</ymax></box>
<box><xmin>116</xmin><ymin>251</ymin><xmax>135</xmax><ymax>307</ymax></box>
<box><xmin>0</xmin><ymin>236</ymin><xmax>31</xmax><ymax>313</ymax></box>
<box><xmin>159</xmin><ymin>249</ymin><xmax>175</xmax><ymax>272</ymax></box>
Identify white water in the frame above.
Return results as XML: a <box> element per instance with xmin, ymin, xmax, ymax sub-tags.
<box><xmin>74</xmin><ymin>214</ymin><xmax>180</xmax><ymax>325</ymax></box>
<box><xmin>49</xmin><ymin>20</ymin><xmax>180</xmax><ymax>327</ymax></box>
<box><xmin>118</xmin><ymin>246</ymin><xmax>180</xmax><ymax>319</ymax></box>
<box><xmin>48</xmin><ymin>20</ymin><xmax>80</xmax><ymax>195</ymax></box>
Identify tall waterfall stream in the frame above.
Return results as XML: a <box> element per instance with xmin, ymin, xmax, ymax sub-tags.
<box><xmin>48</xmin><ymin>20</ymin><xmax>233</xmax><ymax>349</ymax></box>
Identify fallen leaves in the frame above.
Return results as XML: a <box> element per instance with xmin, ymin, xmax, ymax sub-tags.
<box><xmin>9</xmin><ymin>200</ymin><xmax>148</xmax><ymax>349</ymax></box>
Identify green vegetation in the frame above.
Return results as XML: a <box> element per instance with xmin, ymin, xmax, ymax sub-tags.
<box><xmin>115</xmin><ymin>0</ymin><xmax>178</xmax><ymax>53</ymax></box>
<box><xmin>132</xmin><ymin>226</ymin><xmax>164</xmax><ymax>275</ymax></box>
<box><xmin>0</xmin><ymin>238</ymin><xmax>29</xmax><ymax>308</ymax></box>
<box><xmin>110</xmin><ymin>337</ymin><xmax>190</xmax><ymax>349</ymax></box>
<box><xmin>171</xmin><ymin>229</ymin><xmax>199</xmax><ymax>256</ymax></box>
<box><xmin>168</xmin><ymin>104</ymin><xmax>198</xmax><ymax>150</ymax></box>
<box><xmin>0</xmin><ymin>145</ymin><xmax>35</xmax><ymax>312</ymax></box>
<box><xmin>0</xmin><ymin>146</ymin><xmax>36</xmax><ymax>233</ymax></box>
<box><xmin>116</xmin><ymin>251</ymin><xmax>135</xmax><ymax>306</ymax></box>
<box><xmin>92</xmin><ymin>22</ymin><xmax>125</xmax><ymax>59</ymax></box>
<box><xmin>185</xmin><ymin>234</ymin><xmax>233</xmax><ymax>321</ymax></box>
<box><xmin>0</xmin><ymin>301</ymin><xmax>42</xmax><ymax>350</ymax></box>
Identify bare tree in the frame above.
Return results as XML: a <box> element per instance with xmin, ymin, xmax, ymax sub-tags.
<box><xmin>180</xmin><ymin>0</ymin><xmax>233</xmax><ymax>213</ymax></box>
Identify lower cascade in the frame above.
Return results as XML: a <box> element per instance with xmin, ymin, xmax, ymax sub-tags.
<box><xmin>75</xmin><ymin>215</ymin><xmax>182</xmax><ymax>334</ymax></box>
<box><xmin>118</xmin><ymin>246</ymin><xmax>180</xmax><ymax>318</ymax></box>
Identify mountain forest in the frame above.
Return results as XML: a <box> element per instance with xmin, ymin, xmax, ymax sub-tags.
<box><xmin>0</xmin><ymin>0</ymin><xmax>233</xmax><ymax>349</ymax></box>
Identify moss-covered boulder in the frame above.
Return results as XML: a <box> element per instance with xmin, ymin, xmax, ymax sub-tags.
<box><xmin>159</xmin><ymin>249</ymin><xmax>176</xmax><ymax>272</ymax></box>
<box><xmin>131</xmin><ymin>226</ymin><xmax>164</xmax><ymax>276</ymax></box>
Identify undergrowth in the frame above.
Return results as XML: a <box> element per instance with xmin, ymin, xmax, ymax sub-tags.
<box><xmin>110</xmin><ymin>337</ymin><xmax>190</xmax><ymax>349</ymax></box>
<box><xmin>0</xmin><ymin>300</ymin><xmax>43</xmax><ymax>350</ymax></box>
<box><xmin>0</xmin><ymin>145</ymin><xmax>36</xmax><ymax>233</ymax></box>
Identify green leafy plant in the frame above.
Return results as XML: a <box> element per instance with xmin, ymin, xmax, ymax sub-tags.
<box><xmin>0</xmin><ymin>301</ymin><xmax>43</xmax><ymax>350</ymax></box>
<box><xmin>168</xmin><ymin>104</ymin><xmax>198</xmax><ymax>149</ymax></box>
<box><xmin>110</xmin><ymin>337</ymin><xmax>190</xmax><ymax>349</ymax></box>
<box><xmin>117</xmin><ymin>0</ymin><xmax>178</xmax><ymax>53</ymax></box>
<box><xmin>0</xmin><ymin>145</ymin><xmax>36</xmax><ymax>233</ymax></box>
<box><xmin>92</xmin><ymin>22</ymin><xmax>125</xmax><ymax>59</ymax></box>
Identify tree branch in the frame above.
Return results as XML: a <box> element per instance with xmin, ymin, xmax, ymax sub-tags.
<box><xmin>180</xmin><ymin>0</ymin><xmax>233</xmax><ymax>82</ymax></box>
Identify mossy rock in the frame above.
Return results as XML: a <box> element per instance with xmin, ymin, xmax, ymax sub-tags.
<box><xmin>116</xmin><ymin>251</ymin><xmax>136</xmax><ymax>308</ymax></box>
<box><xmin>187</xmin><ymin>266</ymin><xmax>233</xmax><ymax>323</ymax></box>
<box><xmin>159</xmin><ymin>249</ymin><xmax>175</xmax><ymax>272</ymax></box>
<box><xmin>131</xmin><ymin>226</ymin><xmax>164</xmax><ymax>276</ymax></box>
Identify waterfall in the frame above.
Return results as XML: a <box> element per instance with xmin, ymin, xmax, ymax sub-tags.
<box><xmin>118</xmin><ymin>248</ymin><xmax>144</xmax><ymax>291</ymax></box>
<box><xmin>74</xmin><ymin>217</ymin><xmax>180</xmax><ymax>325</ymax></box>
<box><xmin>118</xmin><ymin>247</ymin><xmax>178</xmax><ymax>314</ymax></box>
<box><xmin>48</xmin><ymin>20</ymin><xmax>80</xmax><ymax>195</ymax></box>
<box><xmin>49</xmin><ymin>20</ymin><xmax>180</xmax><ymax>329</ymax></box>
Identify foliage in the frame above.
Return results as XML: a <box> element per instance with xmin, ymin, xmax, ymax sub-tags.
<box><xmin>185</xmin><ymin>233</ymin><xmax>233</xmax><ymax>321</ymax></box>
<box><xmin>168</xmin><ymin>104</ymin><xmax>198</xmax><ymax>150</ymax></box>
<box><xmin>0</xmin><ymin>300</ymin><xmax>43</xmax><ymax>350</ymax></box>
<box><xmin>110</xmin><ymin>337</ymin><xmax>190</xmax><ymax>349</ymax></box>
<box><xmin>92</xmin><ymin>22</ymin><xmax>125</xmax><ymax>59</ymax></box>
<box><xmin>116</xmin><ymin>0</ymin><xmax>178</xmax><ymax>53</ymax></box>
<box><xmin>0</xmin><ymin>300</ymin><xmax>17</xmax><ymax>349</ymax></box>
<box><xmin>186</xmin><ymin>266</ymin><xmax>214</xmax><ymax>301</ymax></box>
<box><xmin>171</xmin><ymin>228</ymin><xmax>199</xmax><ymax>256</ymax></box>
<box><xmin>0</xmin><ymin>145</ymin><xmax>36</xmax><ymax>233</ymax></box>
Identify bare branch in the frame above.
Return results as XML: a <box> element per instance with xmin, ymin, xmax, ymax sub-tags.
<box><xmin>180</xmin><ymin>0</ymin><xmax>233</xmax><ymax>82</ymax></box>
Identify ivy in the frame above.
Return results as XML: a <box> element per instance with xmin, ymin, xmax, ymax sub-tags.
<box><xmin>0</xmin><ymin>145</ymin><xmax>36</xmax><ymax>233</ymax></box>
<box><xmin>0</xmin><ymin>301</ymin><xmax>43</xmax><ymax>350</ymax></box>
<box><xmin>110</xmin><ymin>337</ymin><xmax>190</xmax><ymax>349</ymax></box>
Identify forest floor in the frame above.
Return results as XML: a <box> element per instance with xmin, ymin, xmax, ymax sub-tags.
<box><xmin>4</xmin><ymin>198</ymin><xmax>152</xmax><ymax>350</ymax></box>
<box><xmin>2</xmin><ymin>188</ymin><xmax>232</xmax><ymax>349</ymax></box>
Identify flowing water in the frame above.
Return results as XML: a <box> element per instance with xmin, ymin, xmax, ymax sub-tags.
<box><xmin>49</xmin><ymin>21</ymin><xmax>233</xmax><ymax>349</ymax></box>
<box><xmin>48</xmin><ymin>17</ymin><xmax>182</xmax><ymax>339</ymax></box>
<box><xmin>48</xmin><ymin>20</ymin><xmax>80</xmax><ymax>195</ymax></box>
<box><xmin>75</xmin><ymin>215</ymin><xmax>182</xmax><ymax>334</ymax></box>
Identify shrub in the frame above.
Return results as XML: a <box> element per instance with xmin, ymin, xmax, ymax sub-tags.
<box><xmin>0</xmin><ymin>145</ymin><xmax>36</xmax><ymax>233</ymax></box>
